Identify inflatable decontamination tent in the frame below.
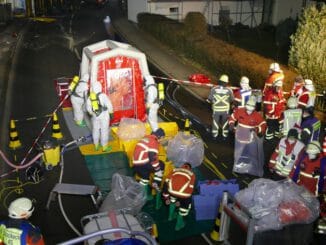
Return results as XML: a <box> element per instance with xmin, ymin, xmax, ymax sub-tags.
<box><xmin>80</xmin><ymin>40</ymin><xmax>149</xmax><ymax>124</ymax></box>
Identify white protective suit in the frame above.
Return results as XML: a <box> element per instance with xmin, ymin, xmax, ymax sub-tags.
<box><xmin>86</xmin><ymin>81</ymin><xmax>113</xmax><ymax>150</ymax></box>
<box><xmin>70</xmin><ymin>74</ymin><xmax>89</xmax><ymax>126</ymax></box>
<box><xmin>144</xmin><ymin>75</ymin><xmax>159</xmax><ymax>132</ymax></box>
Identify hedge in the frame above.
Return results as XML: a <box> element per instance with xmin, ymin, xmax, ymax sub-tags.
<box><xmin>137</xmin><ymin>12</ymin><xmax>298</xmax><ymax>92</ymax></box>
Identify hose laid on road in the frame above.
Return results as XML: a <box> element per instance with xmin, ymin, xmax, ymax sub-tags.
<box><xmin>0</xmin><ymin>151</ymin><xmax>42</xmax><ymax>171</ymax></box>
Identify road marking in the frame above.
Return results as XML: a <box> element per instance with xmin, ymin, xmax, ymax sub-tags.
<box><xmin>204</xmin><ymin>156</ymin><xmax>226</xmax><ymax>180</ymax></box>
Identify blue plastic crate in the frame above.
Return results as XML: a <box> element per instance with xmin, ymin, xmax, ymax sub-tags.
<box><xmin>193</xmin><ymin>195</ymin><xmax>220</xmax><ymax>220</ymax></box>
<box><xmin>199</xmin><ymin>179</ymin><xmax>239</xmax><ymax>197</ymax></box>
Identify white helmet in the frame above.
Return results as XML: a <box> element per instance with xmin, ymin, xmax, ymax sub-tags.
<box><xmin>287</xmin><ymin>96</ymin><xmax>298</xmax><ymax>109</ymax></box>
<box><xmin>245</xmin><ymin>96</ymin><xmax>256</xmax><ymax>112</ymax></box>
<box><xmin>8</xmin><ymin>197</ymin><xmax>34</xmax><ymax>219</ymax></box>
<box><xmin>144</xmin><ymin>74</ymin><xmax>155</xmax><ymax>86</ymax></box>
<box><xmin>240</xmin><ymin>76</ymin><xmax>250</xmax><ymax>89</ymax></box>
<box><xmin>81</xmin><ymin>73</ymin><xmax>89</xmax><ymax>82</ymax></box>
<box><xmin>304</xmin><ymin>79</ymin><xmax>314</xmax><ymax>92</ymax></box>
<box><xmin>269</xmin><ymin>63</ymin><xmax>282</xmax><ymax>73</ymax></box>
<box><xmin>219</xmin><ymin>74</ymin><xmax>229</xmax><ymax>83</ymax></box>
<box><xmin>92</xmin><ymin>81</ymin><xmax>102</xmax><ymax>94</ymax></box>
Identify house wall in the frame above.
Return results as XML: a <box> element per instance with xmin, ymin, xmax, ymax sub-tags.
<box><xmin>128</xmin><ymin>0</ymin><xmax>148</xmax><ymax>23</ymax></box>
<box><xmin>128</xmin><ymin>0</ymin><xmax>319</xmax><ymax>27</ymax></box>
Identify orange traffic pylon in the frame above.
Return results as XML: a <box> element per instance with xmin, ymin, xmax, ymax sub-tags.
<box><xmin>51</xmin><ymin>113</ymin><xmax>63</xmax><ymax>139</ymax></box>
<box><xmin>9</xmin><ymin>119</ymin><xmax>22</xmax><ymax>149</ymax></box>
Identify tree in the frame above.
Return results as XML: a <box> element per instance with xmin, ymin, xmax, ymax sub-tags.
<box><xmin>288</xmin><ymin>3</ymin><xmax>326</xmax><ymax>93</ymax></box>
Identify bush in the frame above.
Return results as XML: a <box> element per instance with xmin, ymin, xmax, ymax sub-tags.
<box><xmin>289</xmin><ymin>3</ymin><xmax>326</xmax><ymax>93</ymax></box>
<box><xmin>183</xmin><ymin>12</ymin><xmax>207</xmax><ymax>41</ymax></box>
<box><xmin>137</xmin><ymin>13</ymin><xmax>298</xmax><ymax>91</ymax></box>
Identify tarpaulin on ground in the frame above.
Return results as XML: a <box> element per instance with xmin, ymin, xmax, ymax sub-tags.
<box><xmin>84</xmin><ymin>152</ymin><xmax>133</xmax><ymax>196</ymax></box>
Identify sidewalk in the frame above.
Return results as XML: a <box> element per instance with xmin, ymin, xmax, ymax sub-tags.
<box><xmin>112</xmin><ymin>17</ymin><xmax>212</xmax><ymax>102</ymax></box>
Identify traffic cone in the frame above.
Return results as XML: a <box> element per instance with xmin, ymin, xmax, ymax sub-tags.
<box><xmin>52</xmin><ymin>113</ymin><xmax>63</xmax><ymax>139</ymax></box>
<box><xmin>184</xmin><ymin>118</ymin><xmax>190</xmax><ymax>135</ymax></box>
<box><xmin>9</xmin><ymin>120</ymin><xmax>21</xmax><ymax>149</ymax></box>
<box><xmin>210</xmin><ymin>200</ymin><xmax>223</xmax><ymax>241</ymax></box>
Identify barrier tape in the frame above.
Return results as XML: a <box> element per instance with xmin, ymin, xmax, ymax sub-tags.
<box><xmin>152</xmin><ymin>75</ymin><xmax>324</xmax><ymax>96</ymax></box>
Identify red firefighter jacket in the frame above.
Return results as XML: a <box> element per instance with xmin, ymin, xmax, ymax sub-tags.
<box><xmin>132</xmin><ymin>135</ymin><xmax>160</xmax><ymax>170</ymax></box>
<box><xmin>263</xmin><ymin>89</ymin><xmax>286</xmax><ymax>119</ymax></box>
<box><xmin>269</xmin><ymin>138</ymin><xmax>305</xmax><ymax>177</ymax></box>
<box><xmin>298</xmin><ymin>87</ymin><xmax>313</xmax><ymax>109</ymax></box>
<box><xmin>263</xmin><ymin>72</ymin><xmax>284</xmax><ymax>96</ymax></box>
<box><xmin>289</xmin><ymin>154</ymin><xmax>326</xmax><ymax>196</ymax></box>
<box><xmin>229</xmin><ymin>107</ymin><xmax>266</xmax><ymax>134</ymax></box>
<box><xmin>163</xmin><ymin>167</ymin><xmax>196</xmax><ymax>199</ymax></box>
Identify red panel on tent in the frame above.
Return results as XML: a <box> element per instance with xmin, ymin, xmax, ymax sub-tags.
<box><xmin>96</xmin><ymin>56</ymin><xmax>146</xmax><ymax>124</ymax></box>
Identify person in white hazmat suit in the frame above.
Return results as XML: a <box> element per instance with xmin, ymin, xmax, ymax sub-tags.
<box><xmin>70</xmin><ymin>74</ymin><xmax>89</xmax><ymax>127</ymax></box>
<box><xmin>86</xmin><ymin>81</ymin><xmax>114</xmax><ymax>152</ymax></box>
<box><xmin>144</xmin><ymin>75</ymin><xmax>160</xmax><ymax>133</ymax></box>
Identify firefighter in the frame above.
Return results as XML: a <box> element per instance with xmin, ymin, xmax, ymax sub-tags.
<box><xmin>300</xmin><ymin>106</ymin><xmax>321</xmax><ymax>145</ymax></box>
<box><xmin>297</xmin><ymin>79</ymin><xmax>316</xmax><ymax>109</ymax></box>
<box><xmin>282</xmin><ymin>96</ymin><xmax>302</xmax><ymax>137</ymax></box>
<box><xmin>263</xmin><ymin>79</ymin><xmax>286</xmax><ymax>140</ymax></box>
<box><xmin>0</xmin><ymin>197</ymin><xmax>45</xmax><ymax>245</ymax></box>
<box><xmin>233</xmin><ymin>76</ymin><xmax>252</xmax><ymax>109</ymax></box>
<box><xmin>269</xmin><ymin>128</ymin><xmax>305</xmax><ymax>178</ymax></box>
<box><xmin>207</xmin><ymin>74</ymin><xmax>234</xmax><ymax>139</ymax></box>
<box><xmin>229</xmin><ymin>97</ymin><xmax>267</xmax><ymax>176</ymax></box>
<box><xmin>162</xmin><ymin>163</ymin><xmax>196</xmax><ymax>231</ymax></box>
<box><xmin>144</xmin><ymin>75</ymin><xmax>160</xmax><ymax>133</ymax></box>
<box><xmin>290</xmin><ymin>75</ymin><xmax>305</xmax><ymax>98</ymax></box>
<box><xmin>290</xmin><ymin>141</ymin><xmax>325</xmax><ymax>198</ymax></box>
<box><xmin>262</xmin><ymin>62</ymin><xmax>284</xmax><ymax>97</ymax></box>
<box><xmin>69</xmin><ymin>74</ymin><xmax>89</xmax><ymax>127</ymax></box>
<box><xmin>86</xmin><ymin>81</ymin><xmax>114</xmax><ymax>152</ymax></box>
<box><xmin>133</xmin><ymin>128</ymin><xmax>165</xmax><ymax>201</ymax></box>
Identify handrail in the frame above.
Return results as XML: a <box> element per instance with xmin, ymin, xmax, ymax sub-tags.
<box><xmin>57</xmin><ymin>227</ymin><xmax>157</xmax><ymax>245</ymax></box>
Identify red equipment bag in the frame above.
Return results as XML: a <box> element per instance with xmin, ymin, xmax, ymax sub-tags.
<box><xmin>188</xmin><ymin>74</ymin><xmax>211</xmax><ymax>84</ymax></box>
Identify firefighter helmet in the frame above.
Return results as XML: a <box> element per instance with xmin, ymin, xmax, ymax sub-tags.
<box><xmin>219</xmin><ymin>74</ymin><xmax>229</xmax><ymax>83</ymax></box>
<box><xmin>306</xmin><ymin>141</ymin><xmax>321</xmax><ymax>155</ymax></box>
<box><xmin>287</xmin><ymin>128</ymin><xmax>298</xmax><ymax>139</ymax></box>
<box><xmin>81</xmin><ymin>73</ymin><xmax>89</xmax><ymax>82</ymax></box>
<box><xmin>304</xmin><ymin>79</ymin><xmax>314</xmax><ymax>91</ymax></box>
<box><xmin>240</xmin><ymin>76</ymin><xmax>249</xmax><ymax>88</ymax></box>
<box><xmin>287</xmin><ymin>96</ymin><xmax>298</xmax><ymax>109</ymax></box>
<box><xmin>245</xmin><ymin>96</ymin><xmax>256</xmax><ymax>111</ymax></box>
<box><xmin>152</xmin><ymin>128</ymin><xmax>165</xmax><ymax>139</ymax></box>
<box><xmin>269</xmin><ymin>62</ymin><xmax>282</xmax><ymax>73</ymax></box>
<box><xmin>8</xmin><ymin>197</ymin><xmax>34</xmax><ymax>219</ymax></box>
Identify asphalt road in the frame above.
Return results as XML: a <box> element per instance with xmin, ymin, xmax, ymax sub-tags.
<box><xmin>0</xmin><ymin>1</ymin><xmax>324</xmax><ymax>245</ymax></box>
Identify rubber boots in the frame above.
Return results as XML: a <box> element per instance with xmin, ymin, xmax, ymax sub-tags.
<box><xmin>155</xmin><ymin>191</ymin><xmax>162</xmax><ymax>210</ymax></box>
<box><xmin>102</xmin><ymin>144</ymin><xmax>112</xmax><ymax>152</ymax></box>
<box><xmin>168</xmin><ymin>203</ymin><xmax>176</xmax><ymax>221</ymax></box>
<box><xmin>144</xmin><ymin>185</ymin><xmax>153</xmax><ymax>201</ymax></box>
<box><xmin>175</xmin><ymin>213</ymin><xmax>186</xmax><ymax>231</ymax></box>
